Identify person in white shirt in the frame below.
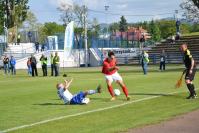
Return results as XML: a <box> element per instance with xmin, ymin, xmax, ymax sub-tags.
<box><xmin>56</xmin><ymin>79</ymin><xmax>102</xmax><ymax>104</ymax></box>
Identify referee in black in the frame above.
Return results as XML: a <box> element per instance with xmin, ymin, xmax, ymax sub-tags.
<box><xmin>180</xmin><ymin>44</ymin><xmax>197</xmax><ymax>99</ymax></box>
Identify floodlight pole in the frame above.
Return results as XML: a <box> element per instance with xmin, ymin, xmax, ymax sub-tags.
<box><xmin>83</xmin><ymin>5</ymin><xmax>88</xmax><ymax>67</ymax></box>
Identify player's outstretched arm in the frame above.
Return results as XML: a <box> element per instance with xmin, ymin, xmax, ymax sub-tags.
<box><xmin>64</xmin><ymin>78</ymin><xmax>73</xmax><ymax>89</ymax></box>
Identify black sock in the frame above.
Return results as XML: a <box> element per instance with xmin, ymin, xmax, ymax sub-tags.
<box><xmin>187</xmin><ymin>84</ymin><xmax>193</xmax><ymax>96</ymax></box>
<box><xmin>190</xmin><ymin>84</ymin><xmax>196</xmax><ymax>95</ymax></box>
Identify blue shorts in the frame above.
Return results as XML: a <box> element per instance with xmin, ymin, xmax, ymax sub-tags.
<box><xmin>70</xmin><ymin>91</ymin><xmax>85</xmax><ymax>104</ymax></box>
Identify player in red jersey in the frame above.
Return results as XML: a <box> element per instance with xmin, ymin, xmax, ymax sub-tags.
<box><xmin>102</xmin><ymin>51</ymin><xmax>130</xmax><ymax>101</ymax></box>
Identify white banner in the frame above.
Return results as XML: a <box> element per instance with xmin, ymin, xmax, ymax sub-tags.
<box><xmin>64</xmin><ymin>21</ymin><xmax>74</xmax><ymax>59</ymax></box>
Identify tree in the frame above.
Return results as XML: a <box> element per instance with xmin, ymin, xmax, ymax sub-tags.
<box><xmin>180</xmin><ymin>0</ymin><xmax>199</xmax><ymax>23</ymax></box>
<box><xmin>119</xmin><ymin>16</ymin><xmax>128</xmax><ymax>32</ymax></box>
<box><xmin>58</xmin><ymin>3</ymin><xmax>87</xmax><ymax>28</ymax></box>
<box><xmin>21</xmin><ymin>11</ymin><xmax>38</xmax><ymax>31</ymax></box>
<box><xmin>90</xmin><ymin>18</ymin><xmax>100</xmax><ymax>37</ymax></box>
<box><xmin>158</xmin><ymin>20</ymin><xmax>175</xmax><ymax>39</ymax></box>
<box><xmin>192</xmin><ymin>0</ymin><xmax>199</xmax><ymax>8</ymax></box>
<box><xmin>149</xmin><ymin>20</ymin><xmax>161</xmax><ymax>42</ymax></box>
<box><xmin>109</xmin><ymin>22</ymin><xmax>119</xmax><ymax>33</ymax></box>
<box><xmin>42</xmin><ymin>22</ymin><xmax>65</xmax><ymax>36</ymax></box>
<box><xmin>0</xmin><ymin>0</ymin><xmax>29</xmax><ymax>42</ymax></box>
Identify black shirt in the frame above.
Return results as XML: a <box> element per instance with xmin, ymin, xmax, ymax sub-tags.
<box><xmin>183</xmin><ymin>49</ymin><xmax>196</xmax><ymax>69</ymax></box>
<box><xmin>3</xmin><ymin>57</ymin><xmax>9</xmax><ymax>64</ymax></box>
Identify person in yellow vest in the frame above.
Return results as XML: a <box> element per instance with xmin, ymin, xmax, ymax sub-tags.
<box><xmin>50</xmin><ymin>53</ymin><xmax>54</xmax><ymax>76</ymax></box>
<box><xmin>40</xmin><ymin>54</ymin><xmax>48</xmax><ymax>76</ymax></box>
<box><xmin>53</xmin><ymin>52</ymin><xmax>60</xmax><ymax>76</ymax></box>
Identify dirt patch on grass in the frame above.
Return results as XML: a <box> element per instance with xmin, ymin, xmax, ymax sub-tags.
<box><xmin>127</xmin><ymin>109</ymin><xmax>199</xmax><ymax>133</ymax></box>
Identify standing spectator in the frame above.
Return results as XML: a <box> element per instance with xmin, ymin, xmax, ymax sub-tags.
<box><xmin>10</xmin><ymin>56</ymin><xmax>16</xmax><ymax>75</ymax></box>
<box><xmin>53</xmin><ymin>52</ymin><xmax>60</xmax><ymax>76</ymax></box>
<box><xmin>17</xmin><ymin>34</ymin><xmax>21</xmax><ymax>45</ymax></box>
<box><xmin>40</xmin><ymin>54</ymin><xmax>48</xmax><ymax>76</ymax></box>
<box><xmin>141</xmin><ymin>51</ymin><xmax>149</xmax><ymax>75</ymax></box>
<box><xmin>3</xmin><ymin>55</ymin><xmax>10</xmax><ymax>75</ymax></box>
<box><xmin>30</xmin><ymin>54</ymin><xmax>38</xmax><ymax>77</ymax></box>
<box><xmin>41</xmin><ymin>44</ymin><xmax>45</xmax><ymax>52</ymax></box>
<box><xmin>35</xmin><ymin>42</ymin><xmax>39</xmax><ymax>53</ymax></box>
<box><xmin>27</xmin><ymin>58</ymin><xmax>32</xmax><ymax>76</ymax></box>
<box><xmin>50</xmin><ymin>53</ymin><xmax>54</xmax><ymax>76</ymax></box>
<box><xmin>160</xmin><ymin>50</ymin><xmax>166</xmax><ymax>71</ymax></box>
<box><xmin>140</xmin><ymin>35</ymin><xmax>145</xmax><ymax>48</ymax></box>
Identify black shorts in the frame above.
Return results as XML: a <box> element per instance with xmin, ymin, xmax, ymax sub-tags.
<box><xmin>185</xmin><ymin>68</ymin><xmax>197</xmax><ymax>81</ymax></box>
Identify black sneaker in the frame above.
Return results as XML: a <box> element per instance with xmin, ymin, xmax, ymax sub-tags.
<box><xmin>186</xmin><ymin>95</ymin><xmax>193</xmax><ymax>99</ymax></box>
<box><xmin>97</xmin><ymin>85</ymin><xmax>102</xmax><ymax>93</ymax></box>
<box><xmin>186</xmin><ymin>95</ymin><xmax>197</xmax><ymax>99</ymax></box>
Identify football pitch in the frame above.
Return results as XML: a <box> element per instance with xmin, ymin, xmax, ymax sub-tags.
<box><xmin>0</xmin><ymin>65</ymin><xmax>199</xmax><ymax>133</ymax></box>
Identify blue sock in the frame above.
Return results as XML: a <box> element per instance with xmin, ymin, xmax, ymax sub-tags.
<box><xmin>87</xmin><ymin>90</ymin><xmax>97</xmax><ymax>95</ymax></box>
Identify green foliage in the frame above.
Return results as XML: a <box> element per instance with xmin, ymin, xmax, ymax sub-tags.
<box><xmin>191</xmin><ymin>23</ymin><xmax>199</xmax><ymax>32</ymax></box>
<box><xmin>42</xmin><ymin>22</ymin><xmax>65</xmax><ymax>36</ymax></box>
<box><xmin>192</xmin><ymin>0</ymin><xmax>199</xmax><ymax>8</ymax></box>
<box><xmin>157</xmin><ymin>20</ymin><xmax>176</xmax><ymax>39</ymax></box>
<box><xmin>109</xmin><ymin>22</ymin><xmax>119</xmax><ymax>32</ymax></box>
<box><xmin>119</xmin><ymin>16</ymin><xmax>128</xmax><ymax>32</ymax></box>
<box><xmin>149</xmin><ymin>20</ymin><xmax>161</xmax><ymax>42</ymax></box>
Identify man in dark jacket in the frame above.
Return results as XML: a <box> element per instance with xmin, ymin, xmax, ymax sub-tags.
<box><xmin>30</xmin><ymin>54</ymin><xmax>38</xmax><ymax>77</ymax></box>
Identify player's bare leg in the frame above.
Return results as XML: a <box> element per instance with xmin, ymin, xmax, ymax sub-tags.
<box><xmin>116</xmin><ymin>80</ymin><xmax>130</xmax><ymax>101</ymax></box>
<box><xmin>106</xmin><ymin>79</ymin><xmax>116</xmax><ymax>101</ymax></box>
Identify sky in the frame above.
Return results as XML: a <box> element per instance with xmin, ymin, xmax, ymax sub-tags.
<box><xmin>28</xmin><ymin>0</ymin><xmax>183</xmax><ymax>24</ymax></box>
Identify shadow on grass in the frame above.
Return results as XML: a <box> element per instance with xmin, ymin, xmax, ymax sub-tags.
<box><xmin>33</xmin><ymin>103</ymin><xmax>64</xmax><ymax>106</ymax></box>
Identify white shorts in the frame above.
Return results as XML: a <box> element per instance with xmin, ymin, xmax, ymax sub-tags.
<box><xmin>105</xmin><ymin>72</ymin><xmax>123</xmax><ymax>83</ymax></box>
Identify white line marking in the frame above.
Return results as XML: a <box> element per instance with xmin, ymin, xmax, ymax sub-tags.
<box><xmin>0</xmin><ymin>90</ymin><xmax>191</xmax><ymax>133</ymax></box>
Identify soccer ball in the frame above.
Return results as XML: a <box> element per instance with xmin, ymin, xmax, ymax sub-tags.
<box><xmin>114</xmin><ymin>89</ymin><xmax>121</xmax><ymax>96</ymax></box>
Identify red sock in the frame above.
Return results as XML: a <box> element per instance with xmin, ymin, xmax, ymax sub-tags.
<box><xmin>122</xmin><ymin>86</ymin><xmax>128</xmax><ymax>97</ymax></box>
<box><xmin>108</xmin><ymin>86</ymin><xmax>114</xmax><ymax>97</ymax></box>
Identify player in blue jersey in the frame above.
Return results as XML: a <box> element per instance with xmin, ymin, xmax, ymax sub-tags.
<box><xmin>56</xmin><ymin>78</ymin><xmax>102</xmax><ymax>104</ymax></box>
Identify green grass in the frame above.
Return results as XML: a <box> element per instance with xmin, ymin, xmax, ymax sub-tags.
<box><xmin>182</xmin><ymin>32</ymin><xmax>199</xmax><ymax>36</ymax></box>
<box><xmin>0</xmin><ymin>65</ymin><xmax>199</xmax><ymax>133</ymax></box>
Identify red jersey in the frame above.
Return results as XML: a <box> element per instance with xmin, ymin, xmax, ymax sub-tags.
<box><xmin>102</xmin><ymin>58</ymin><xmax>117</xmax><ymax>75</ymax></box>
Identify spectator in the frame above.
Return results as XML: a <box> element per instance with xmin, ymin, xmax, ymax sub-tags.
<box><xmin>41</xmin><ymin>44</ymin><xmax>45</xmax><ymax>52</ymax></box>
<box><xmin>53</xmin><ymin>52</ymin><xmax>60</xmax><ymax>76</ymax></box>
<box><xmin>140</xmin><ymin>35</ymin><xmax>145</xmax><ymax>48</ymax></box>
<box><xmin>50</xmin><ymin>53</ymin><xmax>54</xmax><ymax>76</ymax></box>
<box><xmin>17</xmin><ymin>34</ymin><xmax>21</xmax><ymax>45</ymax></box>
<box><xmin>141</xmin><ymin>51</ymin><xmax>149</xmax><ymax>75</ymax></box>
<box><xmin>175</xmin><ymin>32</ymin><xmax>180</xmax><ymax>41</ymax></box>
<box><xmin>3</xmin><ymin>55</ymin><xmax>10</xmax><ymax>75</ymax></box>
<box><xmin>10</xmin><ymin>56</ymin><xmax>16</xmax><ymax>75</ymax></box>
<box><xmin>35</xmin><ymin>42</ymin><xmax>39</xmax><ymax>53</ymax></box>
<box><xmin>27</xmin><ymin>58</ymin><xmax>32</xmax><ymax>76</ymax></box>
<box><xmin>40</xmin><ymin>54</ymin><xmax>48</xmax><ymax>76</ymax></box>
<box><xmin>160</xmin><ymin>50</ymin><xmax>166</xmax><ymax>71</ymax></box>
<box><xmin>30</xmin><ymin>54</ymin><xmax>38</xmax><ymax>77</ymax></box>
